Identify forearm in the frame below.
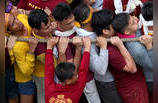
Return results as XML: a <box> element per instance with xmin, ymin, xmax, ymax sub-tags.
<box><xmin>117</xmin><ymin>44</ymin><xmax>137</xmax><ymax>72</ymax></box>
<box><xmin>57</xmin><ymin>53</ymin><xmax>66</xmax><ymax>64</ymax></box>
<box><xmin>74</xmin><ymin>46</ymin><xmax>82</xmax><ymax>73</ymax></box>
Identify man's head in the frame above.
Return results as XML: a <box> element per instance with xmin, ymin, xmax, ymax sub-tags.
<box><xmin>5</xmin><ymin>13</ymin><xmax>23</xmax><ymax>34</ymax></box>
<box><xmin>91</xmin><ymin>9</ymin><xmax>114</xmax><ymax>38</ymax></box>
<box><xmin>52</xmin><ymin>3</ymin><xmax>74</xmax><ymax>31</ymax></box>
<box><xmin>141</xmin><ymin>1</ymin><xmax>153</xmax><ymax>21</ymax></box>
<box><xmin>112</xmin><ymin>13</ymin><xmax>139</xmax><ymax>35</ymax></box>
<box><xmin>28</xmin><ymin>9</ymin><xmax>53</xmax><ymax>37</ymax></box>
<box><xmin>74</xmin><ymin>4</ymin><xmax>93</xmax><ymax>28</ymax></box>
<box><xmin>55</xmin><ymin>62</ymin><xmax>77</xmax><ymax>85</ymax></box>
<box><xmin>83</xmin><ymin>0</ymin><xmax>95</xmax><ymax>6</ymax></box>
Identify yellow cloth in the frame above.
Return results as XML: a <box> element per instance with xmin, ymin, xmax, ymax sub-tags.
<box><xmin>10</xmin><ymin>36</ymin><xmax>35</xmax><ymax>83</ymax></box>
<box><xmin>9</xmin><ymin>14</ymin><xmax>57</xmax><ymax>80</ymax></box>
<box><xmin>17</xmin><ymin>14</ymin><xmax>32</xmax><ymax>36</ymax></box>
<box><xmin>10</xmin><ymin>36</ymin><xmax>57</xmax><ymax>82</ymax></box>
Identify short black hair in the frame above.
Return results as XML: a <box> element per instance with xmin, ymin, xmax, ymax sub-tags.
<box><xmin>28</xmin><ymin>9</ymin><xmax>49</xmax><ymax>29</ymax></box>
<box><xmin>55</xmin><ymin>62</ymin><xmax>75</xmax><ymax>82</ymax></box>
<box><xmin>69</xmin><ymin>0</ymin><xmax>84</xmax><ymax>10</ymax></box>
<box><xmin>73</xmin><ymin>4</ymin><xmax>90</xmax><ymax>26</ymax></box>
<box><xmin>52</xmin><ymin>2</ymin><xmax>72</xmax><ymax>22</ymax></box>
<box><xmin>112</xmin><ymin>13</ymin><xmax>130</xmax><ymax>34</ymax></box>
<box><xmin>141</xmin><ymin>1</ymin><xmax>153</xmax><ymax>21</ymax></box>
<box><xmin>91</xmin><ymin>9</ymin><xmax>114</xmax><ymax>36</ymax></box>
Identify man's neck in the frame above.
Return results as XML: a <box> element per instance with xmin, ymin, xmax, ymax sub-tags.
<box><xmin>83</xmin><ymin>24</ymin><xmax>93</xmax><ymax>32</ymax></box>
<box><xmin>127</xmin><ymin>31</ymin><xmax>136</xmax><ymax>36</ymax></box>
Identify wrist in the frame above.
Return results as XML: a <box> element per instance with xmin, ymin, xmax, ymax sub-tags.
<box><xmin>100</xmin><ymin>45</ymin><xmax>107</xmax><ymax>49</ymax></box>
<box><xmin>59</xmin><ymin>51</ymin><xmax>65</xmax><ymax>56</ymax></box>
<box><xmin>47</xmin><ymin>46</ymin><xmax>53</xmax><ymax>50</ymax></box>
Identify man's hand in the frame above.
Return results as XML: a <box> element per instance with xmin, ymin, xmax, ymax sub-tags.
<box><xmin>139</xmin><ymin>35</ymin><xmax>152</xmax><ymax>50</ymax></box>
<box><xmin>58</xmin><ymin>37</ymin><xmax>69</xmax><ymax>54</ymax></box>
<box><xmin>110</xmin><ymin>36</ymin><xmax>123</xmax><ymax>48</ymax></box>
<box><xmin>7</xmin><ymin>35</ymin><xmax>17</xmax><ymax>50</ymax></box>
<box><xmin>44</xmin><ymin>7</ymin><xmax>51</xmax><ymax>16</ymax></box>
<box><xmin>83</xmin><ymin>37</ymin><xmax>91</xmax><ymax>52</ymax></box>
<box><xmin>72</xmin><ymin>37</ymin><xmax>83</xmax><ymax>47</ymax></box>
<box><xmin>47</xmin><ymin>37</ymin><xmax>59</xmax><ymax>49</ymax></box>
<box><xmin>96</xmin><ymin>37</ymin><xmax>107</xmax><ymax>49</ymax></box>
<box><xmin>29</xmin><ymin>37</ymin><xmax>38</xmax><ymax>53</ymax></box>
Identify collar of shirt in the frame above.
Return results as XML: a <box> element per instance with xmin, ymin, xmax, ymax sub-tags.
<box><xmin>117</xmin><ymin>33</ymin><xmax>136</xmax><ymax>38</ymax></box>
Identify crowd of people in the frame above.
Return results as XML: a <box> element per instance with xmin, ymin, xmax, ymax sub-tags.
<box><xmin>5</xmin><ymin>0</ymin><xmax>153</xmax><ymax>103</ymax></box>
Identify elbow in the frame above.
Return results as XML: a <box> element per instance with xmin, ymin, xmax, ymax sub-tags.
<box><xmin>128</xmin><ymin>62</ymin><xmax>137</xmax><ymax>73</ymax></box>
<box><xmin>124</xmin><ymin>64</ymin><xmax>137</xmax><ymax>73</ymax></box>
<box><xmin>130</xmin><ymin>67</ymin><xmax>137</xmax><ymax>73</ymax></box>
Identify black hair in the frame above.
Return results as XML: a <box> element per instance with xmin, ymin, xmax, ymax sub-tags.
<box><xmin>141</xmin><ymin>1</ymin><xmax>153</xmax><ymax>21</ymax></box>
<box><xmin>52</xmin><ymin>2</ymin><xmax>72</xmax><ymax>22</ymax></box>
<box><xmin>112</xmin><ymin>13</ymin><xmax>130</xmax><ymax>34</ymax></box>
<box><xmin>91</xmin><ymin>9</ymin><xmax>114</xmax><ymax>36</ymax></box>
<box><xmin>73</xmin><ymin>4</ymin><xmax>90</xmax><ymax>27</ymax></box>
<box><xmin>69</xmin><ymin>0</ymin><xmax>84</xmax><ymax>10</ymax></box>
<box><xmin>28</xmin><ymin>9</ymin><xmax>49</xmax><ymax>29</ymax></box>
<box><xmin>55</xmin><ymin>62</ymin><xmax>75</xmax><ymax>82</ymax></box>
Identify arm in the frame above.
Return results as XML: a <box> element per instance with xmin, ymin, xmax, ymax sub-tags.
<box><xmin>78</xmin><ymin>37</ymin><xmax>91</xmax><ymax>81</ymax></box>
<box><xmin>45</xmin><ymin>49</ymin><xmax>55</xmax><ymax>88</ymax></box>
<box><xmin>57</xmin><ymin>37</ymin><xmax>69</xmax><ymax>64</ymax></box>
<box><xmin>110</xmin><ymin>37</ymin><xmax>137</xmax><ymax>73</ymax></box>
<box><xmin>72</xmin><ymin>37</ymin><xmax>83</xmax><ymax>73</ymax></box>
<box><xmin>73</xmin><ymin>46</ymin><xmax>82</xmax><ymax>73</ymax></box>
<box><xmin>117</xmin><ymin>43</ymin><xmax>137</xmax><ymax>73</ymax></box>
<box><xmin>57</xmin><ymin>52</ymin><xmax>67</xmax><ymax>64</ymax></box>
<box><xmin>7</xmin><ymin>36</ymin><xmax>17</xmax><ymax>65</ymax></box>
<box><xmin>45</xmin><ymin>37</ymin><xmax>59</xmax><ymax>88</ymax></box>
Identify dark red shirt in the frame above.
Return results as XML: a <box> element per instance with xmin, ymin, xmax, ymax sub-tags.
<box><xmin>17</xmin><ymin>0</ymin><xmax>67</xmax><ymax>10</ymax></box>
<box><xmin>45</xmin><ymin>49</ymin><xmax>90</xmax><ymax>103</ymax></box>
<box><xmin>107</xmin><ymin>44</ymin><xmax>148</xmax><ymax>103</ymax></box>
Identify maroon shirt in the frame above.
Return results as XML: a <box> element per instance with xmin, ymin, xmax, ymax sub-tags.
<box><xmin>108</xmin><ymin>44</ymin><xmax>149</xmax><ymax>103</ymax></box>
<box><xmin>45</xmin><ymin>49</ymin><xmax>90</xmax><ymax>103</ymax></box>
<box><xmin>17</xmin><ymin>0</ymin><xmax>67</xmax><ymax>10</ymax></box>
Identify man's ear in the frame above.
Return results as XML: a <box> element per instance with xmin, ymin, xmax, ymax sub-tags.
<box><xmin>65</xmin><ymin>79</ymin><xmax>71</xmax><ymax>85</ymax></box>
<box><xmin>32</xmin><ymin>28</ymin><xmax>37</xmax><ymax>33</ymax></box>
<box><xmin>124</xmin><ymin>29</ymin><xmax>130</xmax><ymax>35</ymax></box>
<box><xmin>41</xmin><ymin>22</ymin><xmax>45</xmax><ymax>29</ymax></box>
<box><xmin>102</xmin><ymin>29</ymin><xmax>108</xmax><ymax>35</ymax></box>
